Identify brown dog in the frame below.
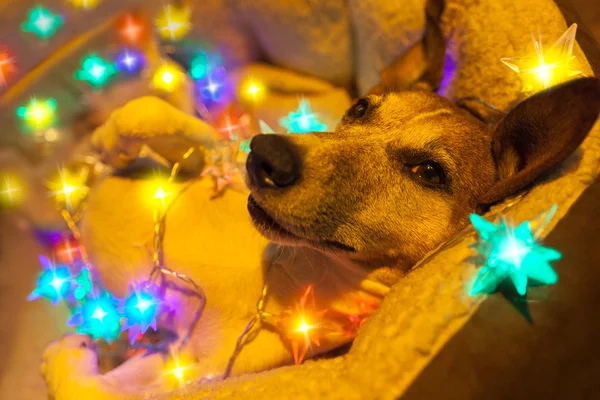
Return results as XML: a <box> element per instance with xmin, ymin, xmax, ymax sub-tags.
<box><xmin>39</xmin><ymin>0</ymin><xmax>600</xmax><ymax>397</ymax></box>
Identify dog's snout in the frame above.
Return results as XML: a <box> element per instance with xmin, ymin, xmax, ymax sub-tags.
<box><xmin>246</xmin><ymin>134</ymin><xmax>302</xmax><ymax>188</ymax></box>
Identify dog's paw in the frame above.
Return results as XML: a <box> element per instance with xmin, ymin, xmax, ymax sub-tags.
<box><xmin>91</xmin><ymin>96</ymin><xmax>220</xmax><ymax>170</ymax></box>
<box><xmin>41</xmin><ymin>334</ymin><xmax>103</xmax><ymax>398</ymax></box>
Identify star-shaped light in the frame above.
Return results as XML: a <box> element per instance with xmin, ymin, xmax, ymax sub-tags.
<box><xmin>70</xmin><ymin>0</ymin><xmax>100</xmax><ymax>9</ymax></box>
<box><xmin>279</xmin><ymin>99</ymin><xmax>327</xmax><ymax>133</ymax></box>
<box><xmin>117</xmin><ymin>13</ymin><xmax>147</xmax><ymax>45</ymax></box>
<box><xmin>28</xmin><ymin>256</ymin><xmax>72</xmax><ymax>305</ymax></box>
<box><xmin>277</xmin><ymin>285</ymin><xmax>328</xmax><ymax>364</ymax></box>
<box><xmin>152</xmin><ymin>63</ymin><xmax>184</xmax><ymax>93</ymax></box>
<box><xmin>501</xmin><ymin>24</ymin><xmax>584</xmax><ymax>93</ymax></box>
<box><xmin>21</xmin><ymin>6</ymin><xmax>63</xmax><ymax>40</ymax></box>
<box><xmin>121</xmin><ymin>282</ymin><xmax>160</xmax><ymax>344</ymax></box>
<box><xmin>16</xmin><ymin>97</ymin><xmax>57</xmax><ymax>131</ymax></box>
<box><xmin>55</xmin><ymin>238</ymin><xmax>80</xmax><ymax>264</ymax></box>
<box><xmin>151</xmin><ymin>183</ymin><xmax>173</xmax><ymax>210</ymax></box>
<box><xmin>155</xmin><ymin>4</ymin><xmax>191</xmax><ymax>41</ymax></box>
<box><xmin>164</xmin><ymin>353</ymin><xmax>196</xmax><ymax>387</ymax></box>
<box><xmin>0</xmin><ymin>174</ymin><xmax>23</xmax><ymax>206</ymax></box>
<box><xmin>469</xmin><ymin>208</ymin><xmax>561</xmax><ymax>296</ymax></box>
<box><xmin>0</xmin><ymin>47</ymin><xmax>17</xmax><ymax>88</ymax></box>
<box><xmin>75</xmin><ymin>55</ymin><xmax>117</xmax><ymax>88</ymax></box>
<box><xmin>240</xmin><ymin>78</ymin><xmax>266</xmax><ymax>103</ymax></box>
<box><xmin>115</xmin><ymin>48</ymin><xmax>145</xmax><ymax>74</ymax></box>
<box><xmin>197</xmin><ymin>67</ymin><xmax>229</xmax><ymax>103</ymax></box>
<box><xmin>68</xmin><ymin>292</ymin><xmax>122</xmax><ymax>341</ymax></box>
<box><xmin>47</xmin><ymin>167</ymin><xmax>89</xmax><ymax>210</ymax></box>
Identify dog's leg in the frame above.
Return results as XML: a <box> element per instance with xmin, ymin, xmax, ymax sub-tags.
<box><xmin>42</xmin><ymin>334</ymin><xmax>174</xmax><ymax>399</ymax></box>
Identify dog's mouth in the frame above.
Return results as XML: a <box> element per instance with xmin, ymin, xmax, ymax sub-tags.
<box><xmin>247</xmin><ymin>195</ymin><xmax>355</xmax><ymax>253</ymax></box>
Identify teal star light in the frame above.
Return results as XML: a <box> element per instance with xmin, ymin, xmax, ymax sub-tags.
<box><xmin>121</xmin><ymin>282</ymin><xmax>160</xmax><ymax>344</ymax></box>
<box><xmin>27</xmin><ymin>263</ymin><xmax>72</xmax><ymax>305</ymax></box>
<box><xmin>68</xmin><ymin>292</ymin><xmax>122</xmax><ymax>341</ymax></box>
<box><xmin>74</xmin><ymin>55</ymin><xmax>117</xmax><ymax>88</ymax></box>
<box><xmin>279</xmin><ymin>99</ymin><xmax>327</xmax><ymax>133</ymax></box>
<box><xmin>469</xmin><ymin>207</ymin><xmax>561</xmax><ymax>296</ymax></box>
<box><xmin>21</xmin><ymin>6</ymin><xmax>63</xmax><ymax>40</ymax></box>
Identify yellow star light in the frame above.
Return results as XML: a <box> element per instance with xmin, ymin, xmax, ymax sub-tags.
<box><xmin>47</xmin><ymin>167</ymin><xmax>89</xmax><ymax>210</ymax></box>
<box><xmin>151</xmin><ymin>63</ymin><xmax>184</xmax><ymax>93</ymax></box>
<box><xmin>240</xmin><ymin>78</ymin><xmax>266</xmax><ymax>103</ymax></box>
<box><xmin>164</xmin><ymin>353</ymin><xmax>195</xmax><ymax>387</ymax></box>
<box><xmin>0</xmin><ymin>173</ymin><xmax>23</xmax><ymax>206</ymax></box>
<box><xmin>155</xmin><ymin>4</ymin><xmax>191</xmax><ymax>41</ymax></box>
<box><xmin>501</xmin><ymin>24</ymin><xmax>584</xmax><ymax>93</ymax></box>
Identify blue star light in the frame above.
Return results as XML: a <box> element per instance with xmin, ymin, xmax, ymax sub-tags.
<box><xmin>115</xmin><ymin>48</ymin><xmax>145</xmax><ymax>74</ymax></box>
<box><xmin>69</xmin><ymin>292</ymin><xmax>122</xmax><ymax>341</ymax></box>
<box><xmin>28</xmin><ymin>262</ymin><xmax>72</xmax><ymax>305</ymax></box>
<box><xmin>198</xmin><ymin>67</ymin><xmax>228</xmax><ymax>102</ymax></box>
<box><xmin>121</xmin><ymin>282</ymin><xmax>160</xmax><ymax>344</ymax></box>
<box><xmin>279</xmin><ymin>99</ymin><xmax>327</xmax><ymax>133</ymax></box>
<box><xmin>469</xmin><ymin>209</ymin><xmax>561</xmax><ymax>296</ymax></box>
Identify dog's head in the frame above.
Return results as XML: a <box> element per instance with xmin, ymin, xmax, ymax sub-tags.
<box><xmin>244</xmin><ymin>0</ymin><xmax>600</xmax><ymax>268</ymax></box>
<box><xmin>245</xmin><ymin>78</ymin><xmax>600</xmax><ymax>268</ymax></box>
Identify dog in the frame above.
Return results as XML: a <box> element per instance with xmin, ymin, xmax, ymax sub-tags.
<box><xmin>39</xmin><ymin>2</ymin><xmax>600</xmax><ymax>399</ymax></box>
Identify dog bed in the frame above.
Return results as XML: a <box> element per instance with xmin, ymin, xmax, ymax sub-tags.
<box><xmin>0</xmin><ymin>0</ymin><xmax>599</xmax><ymax>399</ymax></box>
<box><xmin>156</xmin><ymin>1</ymin><xmax>600</xmax><ymax>399</ymax></box>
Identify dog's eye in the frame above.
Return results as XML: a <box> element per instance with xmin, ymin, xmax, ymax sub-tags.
<box><xmin>350</xmin><ymin>98</ymin><xmax>369</xmax><ymax>118</ymax></box>
<box><xmin>410</xmin><ymin>162</ymin><xmax>445</xmax><ymax>185</ymax></box>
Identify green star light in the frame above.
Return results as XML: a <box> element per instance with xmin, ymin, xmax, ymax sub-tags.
<box><xmin>74</xmin><ymin>55</ymin><xmax>117</xmax><ymax>88</ymax></box>
<box><xmin>22</xmin><ymin>6</ymin><xmax>63</xmax><ymax>40</ymax></box>
<box><xmin>279</xmin><ymin>99</ymin><xmax>327</xmax><ymax>133</ymax></box>
<box><xmin>469</xmin><ymin>207</ymin><xmax>561</xmax><ymax>296</ymax></box>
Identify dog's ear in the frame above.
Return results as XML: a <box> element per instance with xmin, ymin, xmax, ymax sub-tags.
<box><xmin>478</xmin><ymin>77</ymin><xmax>600</xmax><ymax>205</ymax></box>
<box><xmin>368</xmin><ymin>0</ymin><xmax>446</xmax><ymax>94</ymax></box>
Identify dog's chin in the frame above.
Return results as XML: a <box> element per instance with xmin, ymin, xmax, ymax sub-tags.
<box><xmin>247</xmin><ymin>195</ymin><xmax>356</xmax><ymax>253</ymax></box>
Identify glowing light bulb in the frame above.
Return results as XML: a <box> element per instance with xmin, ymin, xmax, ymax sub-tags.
<box><xmin>70</xmin><ymin>0</ymin><xmax>100</xmax><ymax>9</ymax></box>
<box><xmin>16</xmin><ymin>97</ymin><xmax>57</xmax><ymax>131</ymax></box>
<box><xmin>0</xmin><ymin>48</ymin><xmax>17</xmax><ymax>88</ymax></box>
<box><xmin>296</xmin><ymin>318</ymin><xmax>312</xmax><ymax>334</ymax></box>
<box><xmin>152</xmin><ymin>185</ymin><xmax>172</xmax><ymax>209</ymax></box>
<box><xmin>151</xmin><ymin>63</ymin><xmax>184</xmax><ymax>93</ymax></box>
<box><xmin>75</xmin><ymin>55</ymin><xmax>117</xmax><ymax>88</ymax></box>
<box><xmin>155</xmin><ymin>4</ymin><xmax>191</xmax><ymax>41</ymax></box>
<box><xmin>21</xmin><ymin>6</ymin><xmax>63</xmax><ymax>39</ymax></box>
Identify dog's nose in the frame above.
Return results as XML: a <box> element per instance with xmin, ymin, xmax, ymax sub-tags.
<box><xmin>246</xmin><ymin>134</ymin><xmax>302</xmax><ymax>188</ymax></box>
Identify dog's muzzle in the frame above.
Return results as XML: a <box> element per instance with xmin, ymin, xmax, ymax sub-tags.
<box><xmin>246</xmin><ymin>134</ymin><xmax>302</xmax><ymax>189</ymax></box>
